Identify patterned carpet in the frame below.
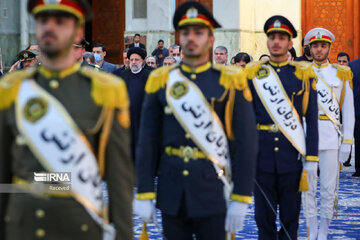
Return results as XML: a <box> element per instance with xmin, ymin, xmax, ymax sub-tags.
<box><xmin>133</xmin><ymin>159</ymin><xmax>360</xmax><ymax>240</ymax></box>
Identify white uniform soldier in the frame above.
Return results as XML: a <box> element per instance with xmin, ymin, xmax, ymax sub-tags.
<box><xmin>304</xmin><ymin>28</ymin><xmax>355</xmax><ymax>240</ymax></box>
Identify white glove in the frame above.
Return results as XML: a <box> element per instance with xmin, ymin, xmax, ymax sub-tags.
<box><xmin>225</xmin><ymin>201</ymin><xmax>248</xmax><ymax>233</ymax></box>
<box><xmin>338</xmin><ymin>142</ymin><xmax>351</xmax><ymax>163</ymax></box>
<box><xmin>304</xmin><ymin>161</ymin><xmax>318</xmax><ymax>175</ymax></box>
<box><xmin>134</xmin><ymin>199</ymin><xmax>154</xmax><ymax>222</ymax></box>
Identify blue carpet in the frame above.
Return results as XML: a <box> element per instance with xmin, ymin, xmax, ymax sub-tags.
<box><xmin>133</xmin><ymin>169</ymin><xmax>360</xmax><ymax>239</ymax></box>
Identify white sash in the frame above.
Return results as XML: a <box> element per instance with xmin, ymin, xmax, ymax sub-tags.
<box><xmin>15</xmin><ymin>79</ymin><xmax>115</xmax><ymax>240</ymax></box>
<box><xmin>166</xmin><ymin>69</ymin><xmax>233</xmax><ymax>199</ymax></box>
<box><xmin>316</xmin><ymin>75</ymin><xmax>341</xmax><ymax>127</ymax></box>
<box><xmin>252</xmin><ymin>65</ymin><xmax>306</xmax><ymax>156</ymax></box>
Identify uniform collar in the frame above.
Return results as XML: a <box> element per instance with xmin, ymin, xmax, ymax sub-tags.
<box><xmin>269</xmin><ymin>60</ymin><xmax>288</xmax><ymax>67</ymax></box>
<box><xmin>181</xmin><ymin>62</ymin><xmax>211</xmax><ymax>74</ymax></box>
<box><xmin>312</xmin><ymin>61</ymin><xmax>330</xmax><ymax>69</ymax></box>
<box><xmin>38</xmin><ymin>63</ymin><xmax>81</xmax><ymax>79</ymax></box>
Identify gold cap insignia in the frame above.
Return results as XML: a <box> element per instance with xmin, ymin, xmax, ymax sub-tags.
<box><xmin>23</xmin><ymin>53</ymin><xmax>28</xmax><ymax>58</ymax></box>
<box><xmin>186</xmin><ymin>7</ymin><xmax>198</xmax><ymax>19</ymax></box>
<box><xmin>24</xmin><ymin>97</ymin><xmax>48</xmax><ymax>123</ymax></box>
<box><xmin>170</xmin><ymin>81</ymin><xmax>189</xmax><ymax>99</ymax></box>
<box><xmin>316</xmin><ymin>32</ymin><xmax>322</xmax><ymax>39</ymax></box>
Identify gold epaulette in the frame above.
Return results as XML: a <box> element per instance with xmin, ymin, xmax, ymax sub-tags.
<box><xmin>288</xmin><ymin>60</ymin><xmax>316</xmax><ymax>82</ymax></box>
<box><xmin>80</xmin><ymin>67</ymin><xmax>129</xmax><ymax>110</ymax></box>
<box><xmin>289</xmin><ymin>61</ymin><xmax>316</xmax><ymax>116</ymax></box>
<box><xmin>213</xmin><ymin>64</ymin><xmax>252</xmax><ymax>102</ymax></box>
<box><xmin>0</xmin><ymin>68</ymin><xmax>36</xmax><ymax>110</ymax></box>
<box><xmin>213</xmin><ymin>65</ymin><xmax>253</xmax><ymax>141</ymax></box>
<box><xmin>332</xmin><ymin>64</ymin><xmax>353</xmax><ymax>110</ymax></box>
<box><xmin>244</xmin><ymin>60</ymin><xmax>267</xmax><ymax>80</ymax></box>
<box><xmin>332</xmin><ymin>63</ymin><xmax>353</xmax><ymax>89</ymax></box>
<box><xmin>144</xmin><ymin>64</ymin><xmax>178</xmax><ymax>93</ymax></box>
<box><xmin>81</xmin><ymin>67</ymin><xmax>131</xmax><ymax>178</ymax></box>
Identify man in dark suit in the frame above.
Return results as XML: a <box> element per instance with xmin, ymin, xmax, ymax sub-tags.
<box><xmin>129</xmin><ymin>33</ymin><xmax>146</xmax><ymax>49</ymax></box>
<box><xmin>349</xmin><ymin>58</ymin><xmax>360</xmax><ymax>176</ymax></box>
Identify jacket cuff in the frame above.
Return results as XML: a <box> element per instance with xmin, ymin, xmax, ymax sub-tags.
<box><xmin>231</xmin><ymin>194</ymin><xmax>252</xmax><ymax>203</ymax></box>
<box><xmin>136</xmin><ymin>192</ymin><xmax>156</xmax><ymax>200</ymax></box>
<box><xmin>343</xmin><ymin>139</ymin><xmax>353</xmax><ymax>144</ymax></box>
<box><xmin>306</xmin><ymin>155</ymin><xmax>319</xmax><ymax>162</ymax></box>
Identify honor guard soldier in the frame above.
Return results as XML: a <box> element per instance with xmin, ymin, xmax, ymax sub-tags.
<box><xmin>134</xmin><ymin>1</ymin><xmax>258</xmax><ymax>239</ymax></box>
<box><xmin>303</xmin><ymin>28</ymin><xmax>354</xmax><ymax>240</ymax></box>
<box><xmin>244</xmin><ymin>16</ymin><xmax>319</xmax><ymax>240</ymax></box>
<box><xmin>0</xmin><ymin>1</ymin><xmax>133</xmax><ymax>240</ymax></box>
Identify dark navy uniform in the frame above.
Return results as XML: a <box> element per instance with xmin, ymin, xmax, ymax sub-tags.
<box><xmin>349</xmin><ymin>59</ymin><xmax>360</xmax><ymax>176</ymax></box>
<box><xmin>135</xmin><ymin>3</ymin><xmax>258</xmax><ymax>239</ymax></box>
<box><xmin>247</xmin><ymin>60</ymin><xmax>319</xmax><ymax>240</ymax></box>
<box><xmin>246</xmin><ymin>15</ymin><xmax>319</xmax><ymax>240</ymax></box>
<box><xmin>136</xmin><ymin>62</ymin><xmax>257</xmax><ymax>239</ymax></box>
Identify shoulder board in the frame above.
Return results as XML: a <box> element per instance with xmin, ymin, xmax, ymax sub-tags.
<box><xmin>332</xmin><ymin>64</ymin><xmax>353</xmax><ymax>87</ymax></box>
<box><xmin>214</xmin><ymin>64</ymin><xmax>252</xmax><ymax>102</ymax></box>
<box><xmin>144</xmin><ymin>64</ymin><xmax>178</xmax><ymax>93</ymax></box>
<box><xmin>0</xmin><ymin>68</ymin><xmax>36</xmax><ymax>110</ymax></box>
<box><xmin>244</xmin><ymin>60</ymin><xmax>267</xmax><ymax>79</ymax></box>
<box><xmin>80</xmin><ymin>67</ymin><xmax>129</xmax><ymax>110</ymax></box>
<box><xmin>289</xmin><ymin>60</ymin><xmax>316</xmax><ymax>82</ymax></box>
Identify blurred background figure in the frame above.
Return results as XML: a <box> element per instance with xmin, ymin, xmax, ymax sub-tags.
<box><xmin>234</xmin><ymin>52</ymin><xmax>251</xmax><ymax>68</ymax></box>
<box><xmin>169</xmin><ymin>44</ymin><xmax>181</xmax><ymax>63</ymax></box>
<box><xmin>73</xmin><ymin>38</ymin><xmax>88</xmax><ymax>65</ymax></box>
<box><xmin>92</xmin><ymin>43</ymin><xmax>117</xmax><ymax>72</ymax></box>
<box><xmin>83</xmin><ymin>52</ymin><xmax>95</xmax><ymax>64</ymax></box>
<box><xmin>214</xmin><ymin>46</ymin><xmax>228</xmax><ymax>65</ymax></box>
<box><xmin>259</xmin><ymin>54</ymin><xmax>270</xmax><ymax>61</ymax></box>
<box><xmin>163</xmin><ymin>56</ymin><xmax>176</xmax><ymax>66</ymax></box>
<box><xmin>288</xmin><ymin>47</ymin><xmax>297</xmax><ymax>61</ymax></box>
<box><xmin>337</xmin><ymin>52</ymin><xmax>350</xmax><ymax>66</ymax></box>
<box><xmin>146</xmin><ymin>56</ymin><xmax>157</xmax><ymax>69</ymax></box>
<box><xmin>152</xmin><ymin>39</ymin><xmax>169</xmax><ymax>67</ymax></box>
<box><xmin>129</xmin><ymin>33</ymin><xmax>146</xmax><ymax>48</ymax></box>
<box><xmin>9</xmin><ymin>49</ymin><xmax>38</xmax><ymax>72</ymax></box>
<box><xmin>296</xmin><ymin>38</ymin><xmax>312</xmax><ymax>62</ymax></box>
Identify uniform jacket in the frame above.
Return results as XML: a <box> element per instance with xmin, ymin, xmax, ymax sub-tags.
<box><xmin>135</xmin><ymin>63</ymin><xmax>258</xmax><ymax>218</ymax></box>
<box><xmin>246</xmin><ymin>60</ymin><xmax>319</xmax><ymax>174</ymax></box>
<box><xmin>0</xmin><ymin>64</ymin><xmax>133</xmax><ymax>240</ymax></box>
<box><xmin>312</xmin><ymin>62</ymin><xmax>355</xmax><ymax>150</ymax></box>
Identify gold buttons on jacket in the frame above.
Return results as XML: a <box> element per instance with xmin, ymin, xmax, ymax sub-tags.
<box><xmin>81</xmin><ymin>224</ymin><xmax>89</xmax><ymax>232</ymax></box>
<box><xmin>274</xmin><ymin>147</ymin><xmax>279</xmax><ymax>152</ymax></box>
<box><xmin>190</xmin><ymin>73</ymin><xmax>196</xmax><ymax>79</ymax></box>
<box><xmin>49</xmin><ymin>79</ymin><xmax>59</xmax><ymax>89</ymax></box>
<box><xmin>185</xmin><ymin>133</ymin><xmax>191</xmax><ymax>139</ymax></box>
<box><xmin>183</xmin><ymin>170</ymin><xmax>189</xmax><ymax>176</ymax></box>
<box><xmin>274</xmin><ymin>137</ymin><xmax>279</xmax><ymax>142</ymax></box>
<box><xmin>35</xmin><ymin>228</ymin><xmax>46</xmax><ymax>238</ymax></box>
<box><xmin>35</xmin><ymin>209</ymin><xmax>45</xmax><ymax>218</ymax></box>
<box><xmin>276</xmin><ymin>68</ymin><xmax>281</xmax><ymax>72</ymax></box>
